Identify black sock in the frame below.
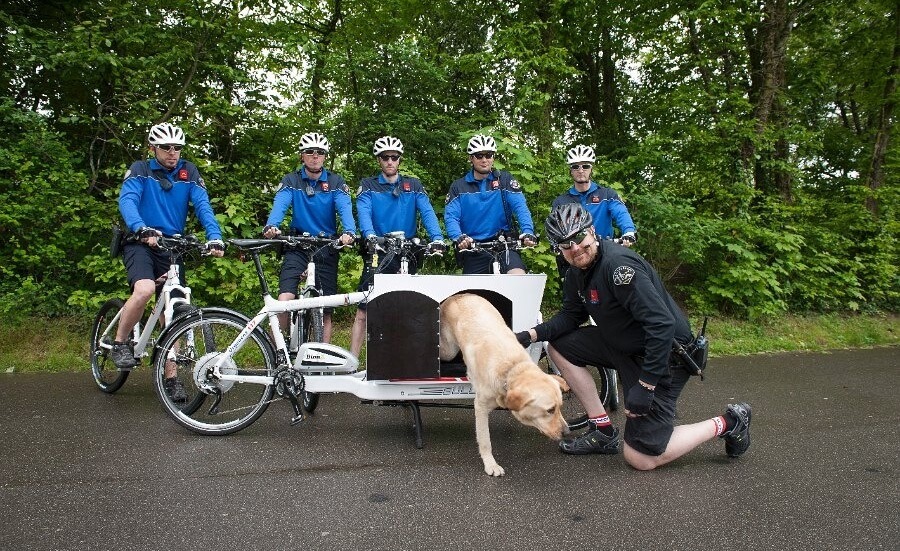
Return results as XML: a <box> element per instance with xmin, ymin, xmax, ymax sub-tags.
<box><xmin>589</xmin><ymin>421</ymin><xmax>615</xmax><ymax>437</ymax></box>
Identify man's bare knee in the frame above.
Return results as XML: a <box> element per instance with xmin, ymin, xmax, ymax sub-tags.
<box><xmin>624</xmin><ymin>444</ymin><xmax>659</xmax><ymax>471</ymax></box>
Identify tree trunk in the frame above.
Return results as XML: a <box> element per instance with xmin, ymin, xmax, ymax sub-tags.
<box><xmin>866</xmin><ymin>6</ymin><xmax>899</xmax><ymax>216</ymax></box>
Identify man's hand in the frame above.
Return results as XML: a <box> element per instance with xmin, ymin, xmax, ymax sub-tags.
<box><xmin>515</xmin><ymin>330</ymin><xmax>532</xmax><ymax>348</ymax></box>
<box><xmin>339</xmin><ymin>232</ymin><xmax>355</xmax><ymax>246</ymax></box>
<box><xmin>138</xmin><ymin>226</ymin><xmax>161</xmax><ymax>247</ymax></box>
<box><xmin>205</xmin><ymin>239</ymin><xmax>226</xmax><ymax>257</ymax></box>
<box><xmin>455</xmin><ymin>234</ymin><xmax>473</xmax><ymax>250</ymax></box>
<box><xmin>520</xmin><ymin>233</ymin><xmax>538</xmax><ymax>247</ymax></box>
<box><xmin>624</xmin><ymin>382</ymin><xmax>654</xmax><ymax>417</ymax></box>
<box><xmin>427</xmin><ymin>240</ymin><xmax>446</xmax><ymax>255</ymax></box>
<box><xmin>263</xmin><ymin>225</ymin><xmax>281</xmax><ymax>239</ymax></box>
<box><xmin>621</xmin><ymin>232</ymin><xmax>636</xmax><ymax>247</ymax></box>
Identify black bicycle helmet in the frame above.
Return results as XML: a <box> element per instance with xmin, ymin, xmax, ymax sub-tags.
<box><xmin>545</xmin><ymin>203</ymin><xmax>593</xmax><ymax>244</ymax></box>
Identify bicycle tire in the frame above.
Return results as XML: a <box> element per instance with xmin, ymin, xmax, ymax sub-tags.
<box><xmin>152</xmin><ymin>310</ymin><xmax>276</xmax><ymax>435</ymax></box>
<box><xmin>90</xmin><ymin>298</ymin><xmax>130</xmax><ymax>393</ymax></box>
<box><xmin>538</xmin><ymin>349</ymin><xmax>613</xmax><ymax>427</ymax></box>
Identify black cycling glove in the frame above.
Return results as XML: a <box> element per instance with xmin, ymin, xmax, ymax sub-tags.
<box><xmin>625</xmin><ymin>384</ymin><xmax>655</xmax><ymax>415</ymax></box>
<box><xmin>515</xmin><ymin>331</ymin><xmax>532</xmax><ymax>348</ymax></box>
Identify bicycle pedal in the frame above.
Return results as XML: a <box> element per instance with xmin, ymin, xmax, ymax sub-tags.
<box><xmin>290</xmin><ymin>413</ymin><xmax>304</xmax><ymax>426</ymax></box>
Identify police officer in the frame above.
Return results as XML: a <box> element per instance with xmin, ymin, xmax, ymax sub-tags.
<box><xmin>115</xmin><ymin>122</ymin><xmax>226</xmax><ymax>401</ymax></box>
<box><xmin>349</xmin><ymin>136</ymin><xmax>445</xmax><ymax>357</ymax></box>
<box><xmin>551</xmin><ymin>145</ymin><xmax>636</xmax><ymax>282</ymax></box>
<box><xmin>444</xmin><ymin>134</ymin><xmax>537</xmax><ymax>274</ymax></box>
<box><xmin>264</xmin><ymin>132</ymin><xmax>357</xmax><ymax>342</ymax></box>
<box><xmin>516</xmin><ymin>204</ymin><xmax>752</xmax><ymax>470</ymax></box>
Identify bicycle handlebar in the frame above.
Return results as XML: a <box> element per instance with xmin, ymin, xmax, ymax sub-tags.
<box><xmin>458</xmin><ymin>236</ymin><xmax>535</xmax><ymax>254</ymax></box>
<box><xmin>154</xmin><ymin>234</ymin><xmax>214</xmax><ymax>257</ymax></box>
<box><xmin>366</xmin><ymin>231</ymin><xmax>444</xmax><ymax>257</ymax></box>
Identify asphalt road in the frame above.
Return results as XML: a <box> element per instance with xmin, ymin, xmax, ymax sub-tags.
<box><xmin>1</xmin><ymin>348</ymin><xmax>897</xmax><ymax>550</ymax></box>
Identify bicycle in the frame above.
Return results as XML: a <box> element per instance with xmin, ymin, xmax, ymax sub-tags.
<box><xmin>89</xmin><ymin>234</ymin><xmax>215</xmax><ymax>395</ymax></box>
<box><xmin>148</xmin><ymin>236</ymin><xmax>549</xmax><ymax>443</ymax></box>
<box><xmin>461</xmin><ymin>234</ymin><xmax>620</xmax><ymax>428</ymax></box>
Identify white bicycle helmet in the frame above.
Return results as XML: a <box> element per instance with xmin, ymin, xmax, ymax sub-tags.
<box><xmin>298</xmin><ymin>132</ymin><xmax>330</xmax><ymax>153</ymax></box>
<box><xmin>373</xmin><ymin>136</ymin><xmax>404</xmax><ymax>155</ymax></box>
<box><xmin>566</xmin><ymin>144</ymin><xmax>596</xmax><ymax>165</ymax></box>
<box><xmin>466</xmin><ymin>134</ymin><xmax>497</xmax><ymax>154</ymax></box>
<box><xmin>148</xmin><ymin>123</ymin><xmax>186</xmax><ymax>146</ymax></box>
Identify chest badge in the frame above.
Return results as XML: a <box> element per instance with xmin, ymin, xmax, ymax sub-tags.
<box><xmin>178</xmin><ymin>169</ymin><xmax>189</xmax><ymax>181</ymax></box>
<box><xmin>321</xmin><ymin>182</ymin><xmax>329</xmax><ymax>192</ymax></box>
<box><xmin>589</xmin><ymin>289</ymin><xmax>600</xmax><ymax>303</ymax></box>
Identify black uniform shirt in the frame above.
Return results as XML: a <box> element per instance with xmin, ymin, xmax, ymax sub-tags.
<box><xmin>536</xmin><ymin>240</ymin><xmax>692</xmax><ymax>386</ymax></box>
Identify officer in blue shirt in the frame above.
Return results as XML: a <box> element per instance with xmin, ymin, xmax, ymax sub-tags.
<box><xmin>551</xmin><ymin>144</ymin><xmax>636</xmax><ymax>282</ymax></box>
<box><xmin>349</xmin><ymin>136</ymin><xmax>446</xmax><ymax>357</ymax></box>
<box><xmin>263</xmin><ymin>132</ymin><xmax>357</xmax><ymax>343</ymax></box>
<box><xmin>444</xmin><ymin>134</ymin><xmax>537</xmax><ymax>274</ymax></box>
<box><xmin>114</xmin><ymin>122</ymin><xmax>225</xmax><ymax>401</ymax></box>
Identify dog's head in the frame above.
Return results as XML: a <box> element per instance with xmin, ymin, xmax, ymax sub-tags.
<box><xmin>502</xmin><ymin>367</ymin><xmax>570</xmax><ymax>440</ymax></box>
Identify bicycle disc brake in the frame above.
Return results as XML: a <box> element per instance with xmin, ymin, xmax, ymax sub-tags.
<box><xmin>192</xmin><ymin>352</ymin><xmax>237</xmax><ymax>393</ymax></box>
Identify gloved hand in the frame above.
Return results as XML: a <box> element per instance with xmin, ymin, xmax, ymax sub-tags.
<box><xmin>339</xmin><ymin>232</ymin><xmax>355</xmax><ymax>246</ymax></box>
<box><xmin>621</xmin><ymin>232</ymin><xmax>636</xmax><ymax>247</ymax></box>
<box><xmin>263</xmin><ymin>225</ymin><xmax>281</xmax><ymax>238</ymax></box>
<box><xmin>515</xmin><ymin>330</ymin><xmax>532</xmax><ymax>348</ymax></box>
<box><xmin>205</xmin><ymin>239</ymin><xmax>226</xmax><ymax>256</ymax></box>
<box><xmin>138</xmin><ymin>226</ymin><xmax>162</xmax><ymax>239</ymax></box>
<box><xmin>625</xmin><ymin>383</ymin><xmax>655</xmax><ymax>415</ymax></box>
<box><xmin>455</xmin><ymin>234</ymin><xmax>472</xmax><ymax>250</ymax></box>
<box><xmin>427</xmin><ymin>240</ymin><xmax>446</xmax><ymax>255</ymax></box>
<box><xmin>520</xmin><ymin>233</ymin><xmax>538</xmax><ymax>247</ymax></box>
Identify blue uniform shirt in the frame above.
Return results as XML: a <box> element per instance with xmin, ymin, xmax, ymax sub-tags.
<box><xmin>356</xmin><ymin>173</ymin><xmax>443</xmax><ymax>241</ymax></box>
<box><xmin>444</xmin><ymin>169</ymin><xmax>535</xmax><ymax>241</ymax></box>
<box><xmin>118</xmin><ymin>158</ymin><xmax>222</xmax><ymax>239</ymax></box>
<box><xmin>265</xmin><ymin>167</ymin><xmax>357</xmax><ymax>236</ymax></box>
<box><xmin>551</xmin><ymin>182</ymin><xmax>635</xmax><ymax>240</ymax></box>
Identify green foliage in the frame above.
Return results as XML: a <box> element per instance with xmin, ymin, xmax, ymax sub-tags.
<box><xmin>0</xmin><ymin>0</ymin><xmax>897</xmax><ymax>322</ymax></box>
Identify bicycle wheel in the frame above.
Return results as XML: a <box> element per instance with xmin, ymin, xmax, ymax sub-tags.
<box><xmin>538</xmin><ymin>348</ymin><xmax>613</xmax><ymax>430</ymax></box>
<box><xmin>152</xmin><ymin>311</ymin><xmax>277</xmax><ymax>435</ymax></box>
<box><xmin>90</xmin><ymin>298</ymin><xmax>130</xmax><ymax>393</ymax></box>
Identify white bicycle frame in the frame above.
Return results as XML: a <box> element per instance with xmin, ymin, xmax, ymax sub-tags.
<box><xmin>97</xmin><ymin>261</ymin><xmax>193</xmax><ymax>359</ymax></box>
<box><xmin>203</xmin><ymin>273</ymin><xmax>546</xmax><ymax>402</ymax></box>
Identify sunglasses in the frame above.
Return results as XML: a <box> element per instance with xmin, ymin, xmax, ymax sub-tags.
<box><xmin>557</xmin><ymin>229</ymin><xmax>592</xmax><ymax>250</ymax></box>
<box><xmin>471</xmin><ymin>152</ymin><xmax>494</xmax><ymax>160</ymax></box>
<box><xmin>379</xmin><ymin>154</ymin><xmax>401</xmax><ymax>162</ymax></box>
<box><xmin>156</xmin><ymin>144</ymin><xmax>183</xmax><ymax>152</ymax></box>
<box><xmin>570</xmin><ymin>163</ymin><xmax>592</xmax><ymax>170</ymax></box>
<box><xmin>303</xmin><ymin>148</ymin><xmax>327</xmax><ymax>156</ymax></box>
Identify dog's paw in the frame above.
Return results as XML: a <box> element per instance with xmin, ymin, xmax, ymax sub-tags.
<box><xmin>483</xmin><ymin>461</ymin><xmax>506</xmax><ymax>477</ymax></box>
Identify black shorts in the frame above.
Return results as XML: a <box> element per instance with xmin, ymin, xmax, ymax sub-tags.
<box><xmin>122</xmin><ymin>242</ymin><xmax>185</xmax><ymax>293</ymax></box>
<box><xmin>279</xmin><ymin>248</ymin><xmax>340</xmax><ymax>314</ymax></box>
<box><xmin>458</xmin><ymin>249</ymin><xmax>526</xmax><ymax>274</ymax></box>
<box><xmin>354</xmin><ymin>253</ymin><xmax>417</xmax><ymax>311</ymax></box>
<box><xmin>550</xmin><ymin>326</ymin><xmax>691</xmax><ymax>456</ymax></box>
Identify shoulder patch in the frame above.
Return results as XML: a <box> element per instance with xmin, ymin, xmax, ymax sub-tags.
<box><xmin>356</xmin><ymin>185</ymin><xmax>363</xmax><ymax>196</ymax></box>
<box><xmin>123</xmin><ymin>169</ymin><xmax>131</xmax><ymax>181</ymax></box>
<box><xmin>197</xmin><ymin>176</ymin><xmax>207</xmax><ymax>189</ymax></box>
<box><xmin>613</xmin><ymin>265</ymin><xmax>635</xmax><ymax>286</ymax></box>
<box><xmin>340</xmin><ymin>183</ymin><xmax>350</xmax><ymax>194</ymax></box>
<box><xmin>509</xmin><ymin>179</ymin><xmax>521</xmax><ymax>190</ymax></box>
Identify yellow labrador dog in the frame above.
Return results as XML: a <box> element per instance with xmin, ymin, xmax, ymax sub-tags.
<box><xmin>439</xmin><ymin>293</ymin><xmax>569</xmax><ymax>476</ymax></box>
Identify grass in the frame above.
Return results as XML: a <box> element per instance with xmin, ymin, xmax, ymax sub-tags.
<box><xmin>0</xmin><ymin>312</ymin><xmax>897</xmax><ymax>374</ymax></box>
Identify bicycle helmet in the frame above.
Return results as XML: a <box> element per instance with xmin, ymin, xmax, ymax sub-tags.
<box><xmin>298</xmin><ymin>132</ymin><xmax>330</xmax><ymax>153</ymax></box>
<box><xmin>545</xmin><ymin>203</ymin><xmax>593</xmax><ymax>244</ymax></box>
<box><xmin>566</xmin><ymin>145</ymin><xmax>596</xmax><ymax>165</ymax></box>
<box><xmin>148</xmin><ymin>123</ymin><xmax>186</xmax><ymax>146</ymax></box>
<box><xmin>466</xmin><ymin>134</ymin><xmax>497</xmax><ymax>154</ymax></box>
<box><xmin>373</xmin><ymin>136</ymin><xmax>404</xmax><ymax>155</ymax></box>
